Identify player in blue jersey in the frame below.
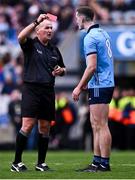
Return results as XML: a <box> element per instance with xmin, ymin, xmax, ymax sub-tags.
<box><xmin>72</xmin><ymin>6</ymin><xmax>114</xmax><ymax>172</ymax></box>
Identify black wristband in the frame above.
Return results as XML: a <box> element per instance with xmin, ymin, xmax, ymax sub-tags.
<box><xmin>33</xmin><ymin>19</ymin><xmax>39</xmax><ymax>27</ymax></box>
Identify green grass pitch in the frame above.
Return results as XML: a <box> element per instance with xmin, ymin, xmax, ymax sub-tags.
<box><xmin>0</xmin><ymin>150</ymin><xmax>135</xmax><ymax>179</ymax></box>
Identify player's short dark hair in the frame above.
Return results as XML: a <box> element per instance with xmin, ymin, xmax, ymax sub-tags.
<box><xmin>76</xmin><ymin>6</ymin><xmax>95</xmax><ymax>21</ymax></box>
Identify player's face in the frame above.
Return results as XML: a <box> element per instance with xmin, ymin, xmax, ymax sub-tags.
<box><xmin>37</xmin><ymin>20</ymin><xmax>53</xmax><ymax>42</ymax></box>
<box><xmin>76</xmin><ymin>12</ymin><xmax>84</xmax><ymax>30</ymax></box>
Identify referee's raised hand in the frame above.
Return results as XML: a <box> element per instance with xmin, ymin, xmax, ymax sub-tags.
<box><xmin>18</xmin><ymin>13</ymin><xmax>48</xmax><ymax>43</ymax></box>
<box><xmin>35</xmin><ymin>14</ymin><xmax>48</xmax><ymax>25</ymax></box>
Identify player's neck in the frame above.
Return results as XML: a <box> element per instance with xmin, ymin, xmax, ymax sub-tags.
<box><xmin>84</xmin><ymin>21</ymin><xmax>95</xmax><ymax>31</ymax></box>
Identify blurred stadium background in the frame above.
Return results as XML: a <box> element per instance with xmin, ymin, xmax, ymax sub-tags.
<box><xmin>0</xmin><ymin>0</ymin><xmax>135</xmax><ymax>152</ymax></box>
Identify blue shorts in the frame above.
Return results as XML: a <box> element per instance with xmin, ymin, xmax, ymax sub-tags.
<box><xmin>88</xmin><ymin>87</ymin><xmax>114</xmax><ymax>105</ymax></box>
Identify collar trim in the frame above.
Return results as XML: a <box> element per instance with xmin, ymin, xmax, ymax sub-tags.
<box><xmin>87</xmin><ymin>24</ymin><xmax>99</xmax><ymax>34</ymax></box>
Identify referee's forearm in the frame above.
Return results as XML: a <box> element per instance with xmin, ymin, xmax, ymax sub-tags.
<box><xmin>18</xmin><ymin>22</ymin><xmax>36</xmax><ymax>44</ymax></box>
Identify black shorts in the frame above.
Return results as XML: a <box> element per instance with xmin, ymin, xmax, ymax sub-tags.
<box><xmin>88</xmin><ymin>87</ymin><xmax>114</xmax><ymax>105</ymax></box>
<box><xmin>21</xmin><ymin>83</ymin><xmax>55</xmax><ymax>121</ymax></box>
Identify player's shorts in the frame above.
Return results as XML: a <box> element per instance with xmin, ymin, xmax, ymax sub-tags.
<box><xmin>88</xmin><ymin>87</ymin><xmax>114</xmax><ymax>105</ymax></box>
<box><xmin>21</xmin><ymin>82</ymin><xmax>55</xmax><ymax>121</ymax></box>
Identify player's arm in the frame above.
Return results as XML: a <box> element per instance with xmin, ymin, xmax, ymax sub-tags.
<box><xmin>72</xmin><ymin>54</ymin><xmax>97</xmax><ymax>101</ymax></box>
<box><xmin>78</xmin><ymin>54</ymin><xmax>97</xmax><ymax>89</ymax></box>
<box><xmin>18</xmin><ymin>14</ymin><xmax>47</xmax><ymax>44</ymax></box>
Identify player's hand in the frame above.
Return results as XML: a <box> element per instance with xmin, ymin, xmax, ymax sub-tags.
<box><xmin>82</xmin><ymin>84</ymin><xmax>88</xmax><ymax>90</ymax></box>
<box><xmin>36</xmin><ymin>14</ymin><xmax>48</xmax><ymax>24</ymax></box>
<box><xmin>52</xmin><ymin>66</ymin><xmax>64</xmax><ymax>76</ymax></box>
<box><xmin>72</xmin><ymin>86</ymin><xmax>81</xmax><ymax>101</ymax></box>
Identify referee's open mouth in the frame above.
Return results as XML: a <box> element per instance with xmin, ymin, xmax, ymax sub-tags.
<box><xmin>47</xmin><ymin>33</ymin><xmax>52</xmax><ymax>38</ymax></box>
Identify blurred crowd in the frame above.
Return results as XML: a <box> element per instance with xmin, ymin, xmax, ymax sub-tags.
<box><xmin>0</xmin><ymin>0</ymin><xmax>135</xmax><ymax>93</ymax></box>
<box><xmin>109</xmin><ymin>87</ymin><xmax>135</xmax><ymax>150</ymax></box>
<box><xmin>0</xmin><ymin>0</ymin><xmax>135</xmax><ymax>150</ymax></box>
<box><xmin>1</xmin><ymin>0</ymin><xmax>135</xmax><ymax>95</ymax></box>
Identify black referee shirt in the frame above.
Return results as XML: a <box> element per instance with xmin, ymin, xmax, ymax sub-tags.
<box><xmin>20</xmin><ymin>37</ymin><xmax>65</xmax><ymax>86</ymax></box>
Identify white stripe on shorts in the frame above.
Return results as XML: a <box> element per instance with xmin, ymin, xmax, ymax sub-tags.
<box><xmin>94</xmin><ymin>88</ymin><xmax>99</xmax><ymax>97</ymax></box>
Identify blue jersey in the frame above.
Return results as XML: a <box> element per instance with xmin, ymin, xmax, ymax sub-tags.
<box><xmin>84</xmin><ymin>24</ymin><xmax>115</xmax><ymax>88</ymax></box>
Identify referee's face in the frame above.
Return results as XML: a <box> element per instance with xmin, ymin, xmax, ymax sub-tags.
<box><xmin>36</xmin><ymin>20</ymin><xmax>53</xmax><ymax>43</ymax></box>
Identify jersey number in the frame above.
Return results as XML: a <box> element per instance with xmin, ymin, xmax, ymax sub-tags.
<box><xmin>106</xmin><ymin>39</ymin><xmax>112</xmax><ymax>58</ymax></box>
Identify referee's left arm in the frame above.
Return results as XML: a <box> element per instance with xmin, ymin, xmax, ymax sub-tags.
<box><xmin>52</xmin><ymin>47</ymin><xmax>66</xmax><ymax>76</ymax></box>
<box><xmin>52</xmin><ymin>66</ymin><xmax>66</xmax><ymax>76</ymax></box>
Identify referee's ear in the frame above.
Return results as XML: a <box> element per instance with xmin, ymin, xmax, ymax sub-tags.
<box><xmin>35</xmin><ymin>25</ymin><xmax>40</xmax><ymax>33</ymax></box>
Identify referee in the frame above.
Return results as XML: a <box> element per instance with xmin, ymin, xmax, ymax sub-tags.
<box><xmin>11</xmin><ymin>14</ymin><xmax>66</xmax><ymax>172</ymax></box>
